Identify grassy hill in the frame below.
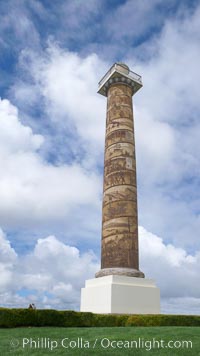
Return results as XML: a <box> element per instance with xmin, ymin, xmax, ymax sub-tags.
<box><xmin>1</xmin><ymin>326</ymin><xmax>199</xmax><ymax>355</ymax></box>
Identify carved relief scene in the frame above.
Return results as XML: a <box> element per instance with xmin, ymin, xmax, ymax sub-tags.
<box><xmin>103</xmin><ymin>186</ymin><xmax>137</xmax><ymax>206</ymax></box>
<box><xmin>100</xmin><ymin>82</ymin><xmax>140</xmax><ymax>271</ymax></box>
<box><xmin>103</xmin><ymin>200</ymin><xmax>137</xmax><ymax>222</ymax></box>
<box><xmin>104</xmin><ymin>157</ymin><xmax>134</xmax><ymax>175</ymax></box>
<box><xmin>108</xmin><ymin>84</ymin><xmax>133</xmax><ymax>98</ymax></box>
<box><xmin>102</xmin><ymin>216</ymin><xmax>138</xmax><ymax>239</ymax></box>
<box><xmin>104</xmin><ymin>171</ymin><xmax>136</xmax><ymax>190</ymax></box>
<box><xmin>107</xmin><ymin>105</ymin><xmax>132</xmax><ymax>121</ymax></box>
<box><xmin>106</xmin><ymin>117</ymin><xmax>134</xmax><ymax>134</ymax></box>
<box><xmin>105</xmin><ymin>142</ymin><xmax>134</xmax><ymax>160</ymax></box>
<box><xmin>102</xmin><ymin>233</ymin><xmax>138</xmax><ymax>269</ymax></box>
<box><xmin>106</xmin><ymin>129</ymin><xmax>134</xmax><ymax>148</ymax></box>
<box><xmin>108</xmin><ymin>93</ymin><xmax>132</xmax><ymax>107</ymax></box>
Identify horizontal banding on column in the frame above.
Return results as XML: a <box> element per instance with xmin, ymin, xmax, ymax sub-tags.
<box><xmin>105</xmin><ymin>142</ymin><xmax>135</xmax><ymax>160</ymax></box>
<box><xmin>102</xmin><ymin>229</ymin><xmax>138</xmax><ymax>241</ymax></box>
<box><xmin>104</xmin><ymin>157</ymin><xmax>135</xmax><ymax>176</ymax></box>
<box><xmin>105</xmin><ymin>129</ymin><xmax>134</xmax><ymax>148</ymax></box>
<box><xmin>102</xmin><ymin>243</ymin><xmax>138</xmax><ymax>267</ymax></box>
<box><xmin>108</xmin><ymin>84</ymin><xmax>133</xmax><ymax>97</ymax></box>
<box><xmin>102</xmin><ymin>216</ymin><xmax>137</xmax><ymax>238</ymax></box>
<box><xmin>103</xmin><ymin>185</ymin><xmax>137</xmax><ymax>205</ymax></box>
<box><xmin>108</xmin><ymin>95</ymin><xmax>132</xmax><ymax>107</ymax></box>
<box><xmin>98</xmin><ymin>81</ymin><xmax>143</xmax><ymax>276</ymax></box>
<box><xmin>104</xmin><ymin>171</ymin><xmax>137</xmax><ymax>191</ymax></box>
<box><xmin>107</xmin><ymin>106</ymin><xmax>132</xmax><ymax>120</ymax></box>
<box><xmin>103</xmin><ymin>200</ymin><xmax>137</xmax><ymax>222</ymax></box>
<box><xmin>106</xmin><ymin>120</ymin><xmax>134</xmax><ymax>134</ymax></box>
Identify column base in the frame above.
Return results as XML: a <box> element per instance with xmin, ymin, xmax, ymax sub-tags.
<box><xmin>95</xmin><ymin>267</ymin><xmax>145</xmax><ymax>278</ymax></box>
<box><xmin>80</xmin><ymin>275</ymin><xmax>160</xmax><ymax>314</ymax></box>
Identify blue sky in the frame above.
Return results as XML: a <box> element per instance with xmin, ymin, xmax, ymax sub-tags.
<box><xmin>0</xmin><ymin>0</ymin><xmax>200</xmax><ymax>313</ymax></box>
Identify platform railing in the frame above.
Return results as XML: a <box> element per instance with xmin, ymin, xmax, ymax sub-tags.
<box><xmin>98</xmin><ymin>63</ymin><xmax>142</xmax><ymax>88</ymax></box>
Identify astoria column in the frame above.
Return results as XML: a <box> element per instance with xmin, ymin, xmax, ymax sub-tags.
<box><xmin>96</xmin><ymin>63</ymin><xmax>144</xmax><ymax>278</ymax></box>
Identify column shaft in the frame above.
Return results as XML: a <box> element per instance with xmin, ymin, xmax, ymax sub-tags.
<box><xmin>95</xmin><ymin>83</ymin><xmax>144</xmax><ymax>278</ymax></box>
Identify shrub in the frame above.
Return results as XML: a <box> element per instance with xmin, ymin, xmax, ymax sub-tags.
<box><xmin>125</xmin><ymin>314</ymin><xmax>200</xmax><ymax>327</ymax></box>
<box><xmin>0</xmin><ymin>308</ymin><xmax>199</xmax><ymax>328</ymax></box>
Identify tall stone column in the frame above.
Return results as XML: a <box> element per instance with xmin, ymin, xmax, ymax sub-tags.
<box><xmin>96</xmin><ymin>63</ymin><xmax>144</xmax><ymax>278</ymax></box>
<box><xmin>80</xmin><ymin>63</ymin><xmax>160</xmax><ymax>314</ymax></box>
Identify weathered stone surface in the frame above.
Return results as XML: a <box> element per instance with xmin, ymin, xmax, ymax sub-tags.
<box><xmin>103</xmin><ymin>186</ymin><xmax>137</xmax><ymax>205</ymax></box>
<box><xmin>81</xmin><ymin>65</ymin><xmax>160</xmax><ymax>314</ymax></box>
<box><xmin>105</xmin><ymin>143</ymin><xmax>135</xmax><ymax>160</ymax></box>
<box><xmin>97</xmin><ymin>82</ymin><xmax>144</xmax><ymax>277</ymax></box>
<box><xmin>95</xmin><ymin>268</ymin><xmax>144</xmax><ymax>278</ymax></box>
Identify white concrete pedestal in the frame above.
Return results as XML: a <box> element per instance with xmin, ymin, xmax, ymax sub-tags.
<box><xmin>80</xmin><ymin>275</ymin><xmax>160</xmax><ymax>314</ymax></box>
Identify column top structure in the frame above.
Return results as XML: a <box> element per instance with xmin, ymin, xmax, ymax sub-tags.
<box><xmin>98</xmin><ymin>62</ymin><xmax>143</xmax><ymax>97</ymax></box>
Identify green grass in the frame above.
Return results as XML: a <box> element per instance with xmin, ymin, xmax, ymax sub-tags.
<box><xmin>0</xmin><ymin>327</ymin><xmax>199</xmax><ymax>355</ymax></box>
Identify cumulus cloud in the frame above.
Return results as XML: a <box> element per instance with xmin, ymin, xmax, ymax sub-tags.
<box><xmin>0</xmin><ymin>98</ymin><xmax>101</xmax><ymax>234</ymax></box>
<box><xmin>1</xmin><ymin>0</ymin><xmax>200</xmax><ymax>314</ymax></box>
<box><xmin>162</xmin><ymin>297</ymin><xmax>200</xmax><ymax>315</ymax></box>
<box><xmin>0</xmin><ymin>98</ymin><xmax>43</xmax><ymax>153</ymax></box>
<box><xmin>105</xmin><ymin>0</ymin><xmax>165</xmax><ymax>43</ymax></box>
<box><xmin>0</xmin><ymin>229</ymin><xmax>99</xmax><ymax>309</ymax></box>
<box><xmin>0</xmin><ymin>226</ymin><xmax>199</xmax><ymax>313</ymax></box>
<box><xmin>127</xmin><ymin>5</ymin><xmax>200</xmax><ymax>248</ymax></box>
<box><xmin>140</xmin><ymin>226</ymin><xmax>200</xmax><ymax>314</ymax></box>
<box><xmin>0</xmin><ymin>228</ymin><xmax>17</xmax><ymax>292</ymax></box>
<box><xmin>18</xmin><ymin>46</ymin><xmax>107</xmax><ymax>148</ymax></box>
<box><xmin>10</xmin><ymin>45</ymin><xmax>109</xmax><ymax>173</ymax></box>
<box><xmin>10</xmin><ymin>7</ymin><xmax>200</xmax><ymax>249</ymax></box>
<box><xmin>134</xmin><ymin>6</ymin><xmax>200</xmax><ymax>124</ymax></box>
<box><xmin>0</xmin><ymin>0</ymin><xmax>41</xmax><ymax>52</ymax></box>
<box><xmin>140</xmin><ymin>226</ymin><xmax>200</xmax><ymax>298</ymax></box>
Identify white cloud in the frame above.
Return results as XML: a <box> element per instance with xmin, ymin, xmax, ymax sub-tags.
<box><xmin>1</xmin><ymin>0</ymin><xmax>200</xmax><ymax>315</ymax></box>
<box><xmin>125</xmin><ymin>5</ymin><xmax>200</xmax><ymax>249</ymax></box>
<box><xmin>0</xmin><ymin>228</ymin><xmax>17</xmax><ymax>292</ymax></box>
<box><xmin>0</xmin><ymin>98</ymin><xmax>101</xmax><ymax>232</ymax></box>
<box><xmin>20</xmin><ymin>46</ymin><xmax>107</xmax><ymax>147</ymax></box>
<box><xmin>0</xmin><ymin>226</ymin><xmax>199</xmax><ymax>313</ymax></box>
<box><xmin>59</xmin><ymin>0</ymin><xmax>101</xmax><ymax>30</ymax></box>
<box><xmin>134</xmin><ymin>107</ymin><xmax>176</xmax><ymax>183</ymax></box>
<box><xmin>8</xmin><ymin>21</ymin><xmax>200</xmax><ymax>255</ymax></box>
<box><xmin>0</xmin><ymin>98</ymin><xmax>43</xmax><ymax>153</ymax></box>
<box><xmin>139</xmin><ymin>226</ymin><xmax>200</xmax><ymax>304</ymax></box>
<box><xmin>11</xmin><ymin>8</ymin><xmax>200</xmax><ymax>250</ymax></box>
<box><xmin>162</xmin><ymin>297</ymin><xmax>200</xmax><ymax>315</ymax></box>
<box><xmin>133</xmin><ymin>7</ymin><xmax>200</xmax><ymax>124</ymax></box>
<box><xmin>0</xmin><ymin>0</ymin><xmax>41</xmax><ymax>51</ymax></box>
<box><xmin>0</xmin><ymin>228</ymin><xmax>17</xmax><ymax>263</ymax></box>
<box><xmin>0</xmin><ymin>229</ymin><xmax>99</xmax><ymax>309</ymax></box>
<box><xmin>105</xmin><ymin>0</ymin><xmax>164</xmax><ymax>42</ymax></box>
<box><xmin>132</xmin><ymin>6</ymin><xmax>200</xmax><ymax>185</ymax></box>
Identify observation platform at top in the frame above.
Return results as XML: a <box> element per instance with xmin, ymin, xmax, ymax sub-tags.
<box><xmin>98</xmin><ymin>62</ymin><xmax>143</xmax><ymax>97</ymax></box>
